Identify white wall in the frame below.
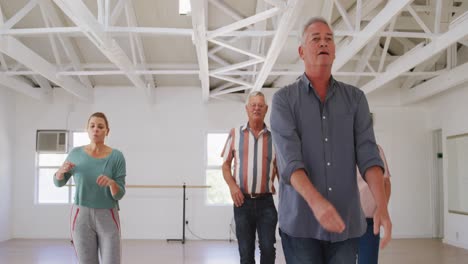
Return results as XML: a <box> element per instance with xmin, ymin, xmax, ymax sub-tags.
<box><xmin>368</xmin><ymin>106</ymin><xmax>433</xmax><ymax>238</ymax></box>
<box><xmin>12</xmin><ymin>86</ymin><xmax>434</xmax><ymax>240</ymax></box>
<box><xmin>0</xmin><ymin>88</ymin><xmax>15</xmax><ymax>242</ymax></box>
<box><xmin>424</xmin><ymin>84</ymin><xmax>468</xmax><ymax>249</ymax></box>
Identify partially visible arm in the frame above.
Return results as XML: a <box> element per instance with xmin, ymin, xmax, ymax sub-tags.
<box><xmin>291</xmin><ymin>169</ymin><xmax>345</xmax><ymax>233</ymax></box>
<box><xmin>99</xmin><ymin>151</ymin><xmax>126</xmax><ymax>199</ymax></box>
<box><xmin>54</xmin><ymin>161</ymin><xmax>74</xmax><ymax>187</ymax></box>
<box><xmin>379</xmin><ymin>145</ymin><xmax>392</xmax><ymax>203</ymax></box>
<box><xmin>384</xmin><ymin>178</ymin><xmax>391</xmax><ymax>203</ymax></box>
<box><xmin>354</xmin><ymin>93</ymin><xmax>392</xmax><ymax>249</ymax></box>
<box><xmin>221</xmin><ymin>129</ymin><xmax>244</xmax><ymax>207</ymax></box>
<box><xmin>222</xmin><ymin>158</ymin><xmax>244</xmax><ymax>207</ymax></box>
<box><xmin>365</xmin><ymin>166</ymin><xmax>392</xmax><ymax>248</ymax></box>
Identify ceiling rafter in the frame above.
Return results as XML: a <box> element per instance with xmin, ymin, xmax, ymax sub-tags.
<box><xmin>0</xmin><ymin>4</ymin><xmax>10</xmax><ymax>70</ymax></box>
<box><xmin>0</xmin><ymin>36</ymin><xmax>93</xmax><ymax>100</ymax></box>
<box><xmin>204</xmin><ymin>0</ymin><xmax>240</xmax><ymax>67</ymax></box>
<box><xmin>332</xmin><ymin>0</ymin><xmax>414</xmax><ymax>72</ymax></box>
<box><xmin>402</xmin><ymin>62</ymin><xmax>468</xmax><ymax>105</ymax></box>
<box><xmin>1</xmin><ymin>0</ymin><xmax>37</xmax><ymax>30</ymax></box>
<box><xmin>400</xmin><ymin>52</ymin><xmax>443</xmax><ymax>90</ymax></box>
<box><xmin>39</xmin><ymin>0</ymin><xmax>93</xmax><ymax>89</ymax></box>
<box><xmin>361</xmin><ymin>15</ymin><xmax>468</xmax><ymax>94</ymax></box>
<box><xmin>207</xmin><ymin>7</ymin><xmax>280</xmax><ymax>40</ymax></box>
<box><xmin>350</xmin><ymin>38</ymin><xmax>379</xmax><ymax>86</ymax></box>
<box><xmin>190</xmin><ymin>0</ymin><xmax>210</xmax><ymax>101</ymax></box>
<box><xmin>333</xmin><ymin>0</ymin><xmax>354</xmax><ymax>31</ymax></box>
<box><xmin>251</xmin><ymin>0</ymin><xmax>304</xmax><ymax>92</ymax></box>
<box><xmin>124</xmin><ymin>0</ymin><xmax>156</xmax><ymax>101</ymax></box>
<box><xmin>207</xmin><ymin>0</ymin><xmax>296</xmax><ymax>98</ymax></box>
<box><xmin>0</xmin><ymin>73</ymin><xmax>49</xmax><ymax>100</ymax></box>
<box><xmin>0</xmin><ymin>2</ymin><xmax>52</xmax><ymax>101</ymax></box>
<box><xmin>377</xmin><ymin>17</ymin><xmax>397</xmax><ymax>72</ymax></box>
<box><xmin>406</xmin><ymin>4</ymin><xmax>432</xmax><ymax>34</ymax></box>
<box><xmin>53</xmin><ymin>0</ymin><xmax>150</xmax><ymax>98</ymax></box>
<box><xmin>248</xmin><ymin>0</ymin><xmax>267</xmax><ymax>84</ymax></box>
<box><xmin>110</xmin><ymin>0</ymin><xmax>125</xmax><ymax>25</ymax></box>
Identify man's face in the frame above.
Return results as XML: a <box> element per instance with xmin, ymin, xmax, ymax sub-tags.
<box><xmin>299</xmin><ymin>22</ymin><xmax>336</xmax><ymax>68</ymax></box>
<box><xmin>245</xmin><ymin>95</ymin><xmax>268</xmax><ymax>123</ymax></box>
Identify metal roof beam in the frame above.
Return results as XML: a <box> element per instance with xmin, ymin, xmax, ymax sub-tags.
<box><xmin>0</xmin><ymin>36</ymin><xmax>92</xmax><ymax>100</ymax></box>
<box><xmin>53</xmin><ymin>0</ymin><xmax>149</xmax><ymax>96</ymax></box>
<box><xmin>361</xmin><ymin>15</ymin><xmax>468</xmax><ymax>94</ymax></box>
<box><xmin>332</xmin><ymin>0</ymin><xmax>414</xmax><ymax>72</ymax></box>
<box><xmin>402</xmin><ymin>62</ymin><xmax>468</xmax><ymax>105</ymax></box>
<box><xmin>251</xmin><ymin>0</ymin><xmax>304</xmax><ymax>92</ymax></box>
<box><xmin>190</xmin><ymin>0</ymin><xmax>210</xmax><ymax>101</ymax></box>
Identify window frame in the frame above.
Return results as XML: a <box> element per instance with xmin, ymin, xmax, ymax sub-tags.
<box><xmin>35</xmin><ymin>130</ymin><xmax>88</xmax><ymax>204</ymax></box>
<box><xmin>205</xmin><ymin>131</ymin><xmax>232</xmax><ymax>206</ymax></box>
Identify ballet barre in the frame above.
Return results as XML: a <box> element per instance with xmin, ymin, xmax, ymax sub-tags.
<box><xmin>129</xmin><ymin>183</ymin><xmax>210</xmax><ymax>244</ymax></box>
<box><xmin>67</xmin><ymin>183</ymin><xmax>210</xmax><ymax>244</ymax></box>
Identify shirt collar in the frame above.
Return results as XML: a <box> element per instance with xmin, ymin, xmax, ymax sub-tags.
<box><xmin>300</xmin><ymin>73</ymin><xmax>337</xmax><ymax>100</ymax></box>
<box><xmin>241</xmin><ymin>122</ymin><xmax>270</xmax><ymax>134</ymax></box>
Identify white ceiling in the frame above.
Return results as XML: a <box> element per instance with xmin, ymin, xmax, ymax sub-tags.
<box><xmin>0</xmin><ymin>0</ymin><xmax>467</xmax><ymax>104</ymax></box>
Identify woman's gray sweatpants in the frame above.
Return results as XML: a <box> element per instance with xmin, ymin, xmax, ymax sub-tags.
<box><xmin>70</xmin><ymin>205</ymin><xmax>121</xmax><ymax>264</ymax></box>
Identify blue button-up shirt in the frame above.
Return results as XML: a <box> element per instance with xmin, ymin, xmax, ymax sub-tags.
<box><xmin>270</xmin><ymin>74</ymin><xmax>383</xmax><ymax>242</ymax></box>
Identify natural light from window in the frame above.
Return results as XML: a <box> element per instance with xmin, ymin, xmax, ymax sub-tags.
<box><xmin>37</xmin><ymin>131</ymin><xmax>89</xmax><ymax>204</ymax></box>
<box><xmin>206</xmin><ymin>132</ymin><xmax>232</xmax><ymax>205</ymax></box>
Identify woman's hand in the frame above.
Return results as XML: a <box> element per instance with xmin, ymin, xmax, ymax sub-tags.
<box><xmin>96</xmin><ymin>175</ymin><xmax>115</xmax><ymax>187</ymax></box>
<box><xmin>55</xmin><ymin>161</ymin><xmax>75</xmax><ymax>180</ymax></box>
<box><xmin>97</xmin><ymin>175</ymin><xmax>119</xmax><ymax>196</ymax></box>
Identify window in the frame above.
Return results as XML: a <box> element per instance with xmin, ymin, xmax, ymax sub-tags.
<box><xmin>206</xmin><ymin>132</ymin><xmax>232</xmax><ymax>205</ymax></box>
<box><xmin>36</xmin><ymin>131</ymin><xmax>89</xmax><ymax>204</ymax></box>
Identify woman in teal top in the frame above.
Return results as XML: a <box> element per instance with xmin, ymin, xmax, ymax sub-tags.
<box><xmin>54</xmin><ymin>112</ymin><xmax>126</xmax><ymax>264</ymax></box>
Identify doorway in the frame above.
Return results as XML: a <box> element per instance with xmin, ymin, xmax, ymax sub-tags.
<box><xmin>432</xmin><ymin>129</ymin><xmax>444</xmax><ymax>238</ymax></box>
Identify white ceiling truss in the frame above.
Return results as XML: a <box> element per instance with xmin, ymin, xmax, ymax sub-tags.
<box><xmin>0</xmin><ymin>0</ymin><xmax>466</xmax><ymax>104</ymax></box>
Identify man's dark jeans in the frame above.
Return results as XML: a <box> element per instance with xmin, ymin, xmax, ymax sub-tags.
<box><xmin>234</xmin><ymin>194</ymin><xmax>278</xmax><ymax>264</ymax></box>
<box><xmin>358</xmin><ymin>218</ymin><xmax>380</xmax><ymax>264</ymax></box>
<box><xmin>280</xmin><ymin>229</ymin><xmax>358</xmax><ymax>264</ymax></box>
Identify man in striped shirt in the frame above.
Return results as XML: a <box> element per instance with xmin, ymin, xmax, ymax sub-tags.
<box><xmin>222</xmin><ymin>91</ymin><xmax>278</xmax><ymax>264</ymax></box>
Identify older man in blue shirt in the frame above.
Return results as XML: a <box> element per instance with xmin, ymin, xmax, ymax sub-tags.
<box><xmin>270</xmin><ymin>17</ymin><xmax>392</xmax><ymax>264</ymax></box>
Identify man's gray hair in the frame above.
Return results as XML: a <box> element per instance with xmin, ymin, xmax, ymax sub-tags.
<box><xmin>246</xmin><ymin>91</ymin><xmax>266</xmax><ymax>105</ymax></box>
<box><xmin>301</xmin><ymin>17</ymin><xmax>333</xmax><ymax>44</ymax></box>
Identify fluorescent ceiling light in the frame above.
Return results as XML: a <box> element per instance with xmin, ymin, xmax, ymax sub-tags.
<box><xmin>179</xmin><ymin>0</ymin><xmax>191</xmax><ymax>15</ymax></box>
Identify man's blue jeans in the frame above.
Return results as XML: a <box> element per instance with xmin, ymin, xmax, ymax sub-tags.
<box><xmin>280</xmin><ymin>229</ymin><xmax>358</xmax><ymax>264</ymax></box>
<box><xmin>234</xmin><ymin>195</ymin><xmax>277</xmax><ymax>264</ymax></box>
<box><xmin>358</xmin><ymin>218</ymin><xmax>380</xmax><ymax>264</ymax></box>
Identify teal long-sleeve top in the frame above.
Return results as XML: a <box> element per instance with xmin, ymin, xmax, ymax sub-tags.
<box><xmin>54</xmin><ymin>146</ymin><xmax>126</xmax><ymax>209</ymax></box>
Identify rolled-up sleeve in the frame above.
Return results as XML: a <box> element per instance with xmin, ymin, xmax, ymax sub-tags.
<box><xmin>270</xmin><ymin>89</ymin><xmax>305</xmax><ymax>184</ymax></box>
<box><xmin>221</xmin><ymin>128</ymin><xmax>234</xmax><ymax>161</ymax></box>
<box><xmin>354</xmin><ymin>92</ymin><xmax>384</xmax><ymax>179</ymax></box>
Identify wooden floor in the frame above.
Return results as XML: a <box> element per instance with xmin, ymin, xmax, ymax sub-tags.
<box><xmin>0</xmin><ymin>238</ymin><xmax>467</xmax><ymax>263</ymax></box>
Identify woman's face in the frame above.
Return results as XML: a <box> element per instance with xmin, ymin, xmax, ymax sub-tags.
<box><xmin>87</xmin><ymin>117</ymin><xmax>108</xmax><ymax>143</ymax></box>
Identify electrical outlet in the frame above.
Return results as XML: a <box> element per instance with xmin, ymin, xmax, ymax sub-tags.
<box><xmin>456</xmin><ymin>232</ymin><xmax>459</xmax><ymax>240</ymax></box>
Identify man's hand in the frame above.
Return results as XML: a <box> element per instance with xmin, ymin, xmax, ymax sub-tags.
<box><xmin>229</xmin><ymin>185</ymin><xmax>245</xmax><ymax>207</ymax></box>
<box><xmin>55</xmin><ymin>161</ymin><xmax>75</xmax><ymax>180</ymax></box>
<box><xmin>373</xmin><ymin>207</ymin><xmax>392</xmax><ymax>248</ymax></box>
<box><xmin>365</xmin><ymin>166</ymin><xmax>393</xmax><ymax>248</ymax></box>
<box><xmin>290</xmin><ymin>169</ymin><xmax>345</xmax><ymax>233</ymax></box>
<box><xmin>311</xmin><ymin>196</ymin><xmax>346</xmax><ymax>233</ymax></box>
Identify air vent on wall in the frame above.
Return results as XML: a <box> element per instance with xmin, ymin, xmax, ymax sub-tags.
<box><xmin>36</xmin><ymin>130</ymin><xmax>68</xmax><ymax>153</ymax></box>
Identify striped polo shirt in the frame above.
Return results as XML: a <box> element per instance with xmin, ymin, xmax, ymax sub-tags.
<box><xmin>221</xmin><ymin>123</ymin><xmax>276</xmax><ymax>194</ymax></box>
